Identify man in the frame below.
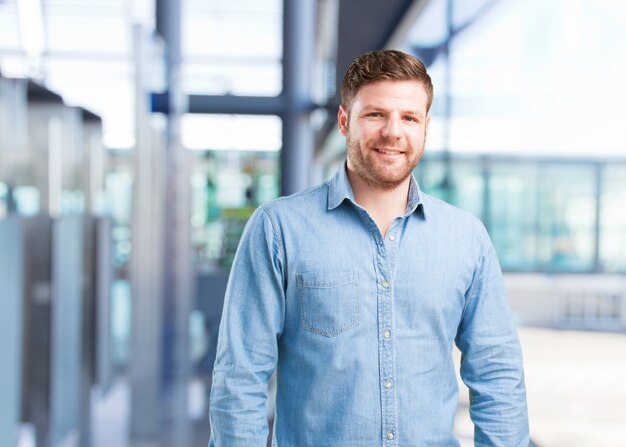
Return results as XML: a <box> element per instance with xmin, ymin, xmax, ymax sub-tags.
<box><xmin>209</xmin><ymin>50</ymin><xmax>529</xmax><ymax>446</ymax></box>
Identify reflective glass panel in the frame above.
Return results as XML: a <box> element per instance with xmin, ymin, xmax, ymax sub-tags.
<box><xmin>416</xmin><ymin>157</ymin><xmax>483</xmax><ymax>218</ymax></box>
<box><xmin>488</xmin><ymin>162</ymin><xmax>539</xmax><ymax>271</ymax></box>
<box><xmin>190</xmin><ymin>150</ymin><xmax>279</xmax><ymax>270</ymax></box>
<box><xmin>181</xmin><ymin>114</ymin><xmax>281</xmax><ymax>151</ymax></box>
<box><xmin>414</xmin><ymin>157</ymin><xmax>447</xmax><ymax>201</ymax></box>
<box><xmin>537</xmin><ymin>164</ymin><xmax>596</xmax><ymax>271</ymax></box>
<box><xmin>182</xmin><ymin>0</ymin><xmax>282</xmax><ymax>96</ymax></box>
<box><xmin>599</xmin><ymin>164</ymin><xmax>626</xmax><ymax>272</ymax></box>
<box><xmin>406</xmin><ymin>0</ymin><xmax>626</xmax><ymax>157</ymax></box>
<box><xmin>448</xmin><ymin>159</ymin><xmax>484</xmax><ymax>220</ymax></box>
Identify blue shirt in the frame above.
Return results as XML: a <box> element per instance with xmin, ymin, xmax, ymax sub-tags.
<box><xmin>209</xmin><ymin>163</ymin><xmax>529</xmax><ymax>447</ymax></box>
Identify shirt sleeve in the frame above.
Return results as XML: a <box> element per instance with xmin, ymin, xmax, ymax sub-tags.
<box><xmin>455</xmin><ymin>221</ymin><xmax>530</xmax><ymax>447</ymax></box>
<box><xmin>208</xmin><ymin>206</ymin><xmax>286</xmax><ymax>447</ymax></box>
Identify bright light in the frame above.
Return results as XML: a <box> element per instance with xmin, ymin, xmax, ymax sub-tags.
<box><xmin>181</xmin><ymin>114</ymin><xmax>282</xmax><ymax>151</ymax></box>
<box><xmin>16</xmin><ymin>0</ymin><xmax>45</xmax><ymax>58</ymax></box>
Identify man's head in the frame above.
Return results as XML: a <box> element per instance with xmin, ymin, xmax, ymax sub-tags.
<box><xmin>341</xmin><ymin>49</ymin><xmax>433</xmax><ymax>114</ymax></box>
<box><xmin>339</xmin><ymin>50</ymin><xmax>433</xmax><ymax>191</ymax></box>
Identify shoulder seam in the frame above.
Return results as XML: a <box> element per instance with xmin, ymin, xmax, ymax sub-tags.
<box><xmin>259</xmin><ymin>204</ymin><xmax>288</xmax><ymax>282</ymax></box>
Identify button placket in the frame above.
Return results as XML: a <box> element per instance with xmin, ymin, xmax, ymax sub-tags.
<box><xmin>376</xmin><ymin>239</ymin><xmax>397</xmax><ymax>446</ymax></box>
<box><xmin>370</xmin><ymin>220</ymin><xmax>400</xmax><ymax>446</ymax></box>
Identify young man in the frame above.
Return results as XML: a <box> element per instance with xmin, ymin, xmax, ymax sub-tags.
<box><xmin>209</xmin><ymin>50</ymin><xmax>529</xmax><ymax>446</ymax></box>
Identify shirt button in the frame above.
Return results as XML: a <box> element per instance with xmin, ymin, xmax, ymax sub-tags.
<box><xmin>387</xmin><ymin>431</ymin><xmax>394</xmax><ymax>440</ymax></box>
<box><xmin>382</xmin><ymin>281</ymin><xmax>390</xmax><ymax>289</ymax></box>
<box><xmin>383</xmin><ymin>330</ymin><xmax>391</xmax><ymax>339</ymax></box>
<box><xmin>389</xmin><ymin>234</ymin><xmax>396</xmax><ymax>241</ymax></box>
<box><xmin>384</xmin><ymin>379</ymin><xmax>393</xmax><ymax>389</ymax></box>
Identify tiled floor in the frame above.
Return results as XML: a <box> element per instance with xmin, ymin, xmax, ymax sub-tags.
<box><xmin>90</xmin><ymin>327</ymin><xmax>626</xmax><ymax>447</ymax></box>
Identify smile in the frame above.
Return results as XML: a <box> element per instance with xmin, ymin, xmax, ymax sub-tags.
<box><xmin>375</xmin><ymin>148</ymin><xmax>404</xmax><ymax>155</ymax></box>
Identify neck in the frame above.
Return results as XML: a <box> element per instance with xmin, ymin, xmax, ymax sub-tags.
<box><xmin>346</xmin><ymin>168</ymin><xmax>411</xmax><ymax>237</ymax></box>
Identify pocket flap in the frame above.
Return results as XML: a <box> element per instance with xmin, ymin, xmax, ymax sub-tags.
<box><xmin>297</xmin><ymin>269</ymin><xmax>358</xmax><ymax>288</ymax></box>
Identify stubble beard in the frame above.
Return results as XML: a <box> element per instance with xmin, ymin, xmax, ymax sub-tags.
<box><xmin>346</xmin><ymin>132</ymin><xmax>423</xmax><ymax>191</ymax></box>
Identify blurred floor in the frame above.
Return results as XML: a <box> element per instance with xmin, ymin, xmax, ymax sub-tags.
<box><xmin>520</xmin><ymin>328</ymin><xmax>626</xmax><ymax>447</ymax></box>
<box><xmin>91</xmin><ymin>381</ymin><xmax>129</xmax><ymax>447</ymax></box>
<box><xmin>91</xmin><ymin>379</ymin><xmax>211</xmax><ymax>447</ymax></box>
<box><xmin>455</xmin><ymin>327</ymin><xmax>626</xmax><ymax>447</ymax></box>
<box><xmin>90</xmin><ymin>327</ymin><xmax>626</xmax><ymax>447</ymax></box>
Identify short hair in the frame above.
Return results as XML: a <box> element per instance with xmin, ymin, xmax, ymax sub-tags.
<box><xmin>341</xmin><ymin>49</ymin><xmax>433</xmax><ymax>112</ymax></box>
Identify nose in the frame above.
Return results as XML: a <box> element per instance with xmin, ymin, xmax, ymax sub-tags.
<box><xmin>381</xmin><ymin>115</ymin><xmax>401</xmax><ymax>139</ymax></box>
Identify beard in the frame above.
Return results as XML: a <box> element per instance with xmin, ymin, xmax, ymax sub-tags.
<box><xmin>346</xmin><ymin>132</ymin><xmax>424</xmax><ymax>191</ymax></box>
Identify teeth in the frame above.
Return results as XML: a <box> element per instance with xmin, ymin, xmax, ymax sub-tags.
<box><xmin>378</xmin><ymin>149</ymin><xmax>401</xmax><ymax>155</ymax></box>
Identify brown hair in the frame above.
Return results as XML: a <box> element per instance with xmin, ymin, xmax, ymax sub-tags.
<box><xmin>341</xmin><ymin>49</ymin><xmax>433</xmax><ymax>112</ymax></box>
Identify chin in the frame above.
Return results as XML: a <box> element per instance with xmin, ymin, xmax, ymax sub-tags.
<box><xmin>370</xmin><ymin>172</ymin><xmax>412</xmax><ymax>189</ymax></box>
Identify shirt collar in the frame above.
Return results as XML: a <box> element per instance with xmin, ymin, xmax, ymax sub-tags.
<box><xmin>328</xmin><ymin>160</ymin><xmax>425</xmax><ymax>217</ymax></box>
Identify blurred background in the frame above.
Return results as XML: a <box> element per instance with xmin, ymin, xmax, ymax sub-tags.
<box><xmin>1</xmin><ymin>0</ymin><xmax>625</xmax><ymax>446</ymax></box>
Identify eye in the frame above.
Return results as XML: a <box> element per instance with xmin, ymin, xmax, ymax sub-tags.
<box><xmin>403</xmin><ymin>115</ymin><xmax>418</xmax><ymax>122</ymax></box>
<box><xmin>365</xmin><ymin>112</ymin><xmax>383</xmax><ymax>118</ymax></box>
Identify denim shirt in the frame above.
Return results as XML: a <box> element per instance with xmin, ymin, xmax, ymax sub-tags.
<box><xmin>209</xmin><ymin>163</ymin><xmax>529</xmax><ymax>447</ymax></box>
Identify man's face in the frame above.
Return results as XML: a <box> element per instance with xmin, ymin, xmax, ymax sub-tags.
<box><xmin>338</xmin><ymin>80</ymin><xmax>430</xmax><ymax>191</ymax></box>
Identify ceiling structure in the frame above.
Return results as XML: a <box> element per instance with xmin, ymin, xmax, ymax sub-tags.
<box><xmin>333</xmin><ymin>0</ymin><xmax>424</xmax><ymax>107</ymax></box>
<box><xmin>0</xmin><ymin>0</ymin><xmax>435</xmax><ymax>150</ymax></box>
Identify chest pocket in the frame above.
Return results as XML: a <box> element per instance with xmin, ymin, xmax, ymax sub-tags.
<box><xmin>296</xmin><ymin>269</ymin><xmax>359</xmax><ymax>337</ymax></box>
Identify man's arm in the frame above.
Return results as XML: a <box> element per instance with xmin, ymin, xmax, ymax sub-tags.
<box><xmin>209</xmin><ymin>206</ymin><xmax>285</xmax><ymax>447</ymax></box>
<box><xmin>455</xmin><ymin>222</ymin><xmax>529</xmax><ymax>447</ymax></box>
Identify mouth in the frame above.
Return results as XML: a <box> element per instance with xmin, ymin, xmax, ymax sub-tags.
<box><xmin>375</xmin><ymin>148</ymin><xmax>404</xmax><ymax>156</ymax></box>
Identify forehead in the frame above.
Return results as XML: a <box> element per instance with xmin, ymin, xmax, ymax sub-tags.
<box><xmin>352</xmin><ymin>80</ymin><xmax>429</xmax><ymax>113</ymax></box>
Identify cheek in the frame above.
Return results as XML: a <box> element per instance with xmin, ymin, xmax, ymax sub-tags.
<box><xmin>354</xmin><ymin>124</ymin><xmax>379</xmax><ymax>141</ymax></box>
<box><xmin>410</xmin><ymin>129</ymin><xmax>427</xmax><ymax>145</ymax></box>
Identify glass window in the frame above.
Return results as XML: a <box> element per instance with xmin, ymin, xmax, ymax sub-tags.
<box><xmin>44</xmin><ymin>60</ymin><xmax>135</xmax><ymax>149</ymax></box>
<box><xmin>105</xmin><ymin>164</ymin><xmax>133</xmax><ymax>267</ymax></box>
<box><xmin>181</xmin><ymin>114</ymin><xmax>281</xmax><ymax>151</ymax></box>
<box><xmin>182</xmin><ymin>60</ymin><xmax>281</xmax><ymax>96</ymax></box>
<box><xmin>0</xmin><ymin>2</ymin><xmax>21</xmax><ymax>51</ymax></box>
<box><xmin>488</xmin><ymin>162</ymin><xmax>539</xmax><ymax>271</ymax></box>
<box><xmin>13</xmin><ymin>185</ymin><xmax>40</xmax><ymax>216</ymax></box>
<box><xmin>406</xmin><ymin>0</ymin><xmax>626</xmax><ymax>158</ymax></box>
<box><xmin>537</xmin><ymin>164</ymin><xmax>596</xmax><ymax>272</ymax></box>
<box><xmin>448</xmin><ymin>159</ymin><xmax>484</xmax><ymax>219</ymax></box>
<box><xmin>414</xmin><ymin>157</ymin><xmax>447</xmax><ymax>201</ymax></box>
<box><xmin>416</xmin><ymin>156</ymin><xmax>484</xmax><ymax>219</ymax></box>
<box><xmin>599</xmin><ymin>164</ymin><xmax>626</xmax><ymax>272</ymax></box>
<box><xmin>182</xmin><ymin>0</ymin><xmax>282</xmax><ymax>96</ymax></box>
<box><xmin>190</xmin><ymin>150</ymin><xmax>279</xmax><ymax>270</ymax></box>
<box><xmin>46</xmin><ymin>15</ymin><xmax>130</xmax><ymax>54</ymax></box>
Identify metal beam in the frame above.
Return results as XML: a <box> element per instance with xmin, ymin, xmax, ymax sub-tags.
<box><xmin>156</xmin><ymin>0</ymin><xmax>193</xmax><ymax>444</ymax></box>
<box><xmin>129</xmin><ymin>25</ymin><xmax>163</xmax><ymax>440</ymax></box>
<box><xmin>27</xmin><ymin>80</ymin><xmax>63</xmax><ymax>103</ymax></box>
<box><xmin>280</xmin><ymin>0</ymin><xmax>317</xmax><ymax>195</ymax></box>
<box><xmin>152</xmin><ymin>92</ymin><xmax>286</xmax><ymax>116</ymax></box>
<box><xmin>156</xmin><ymin>0</ymin><xmax>182</xmax><ymax>103</ymax></box>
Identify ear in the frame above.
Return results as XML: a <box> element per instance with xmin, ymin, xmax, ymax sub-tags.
<box><xmin>338</xmin><ymin>104</ymin><xmax>348</xmax><ymax>136</ymax></box>
<box><xmin>424</xmin><ymin>113</ymin><xmax>431</xmax><ymax>142</ymax></box>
